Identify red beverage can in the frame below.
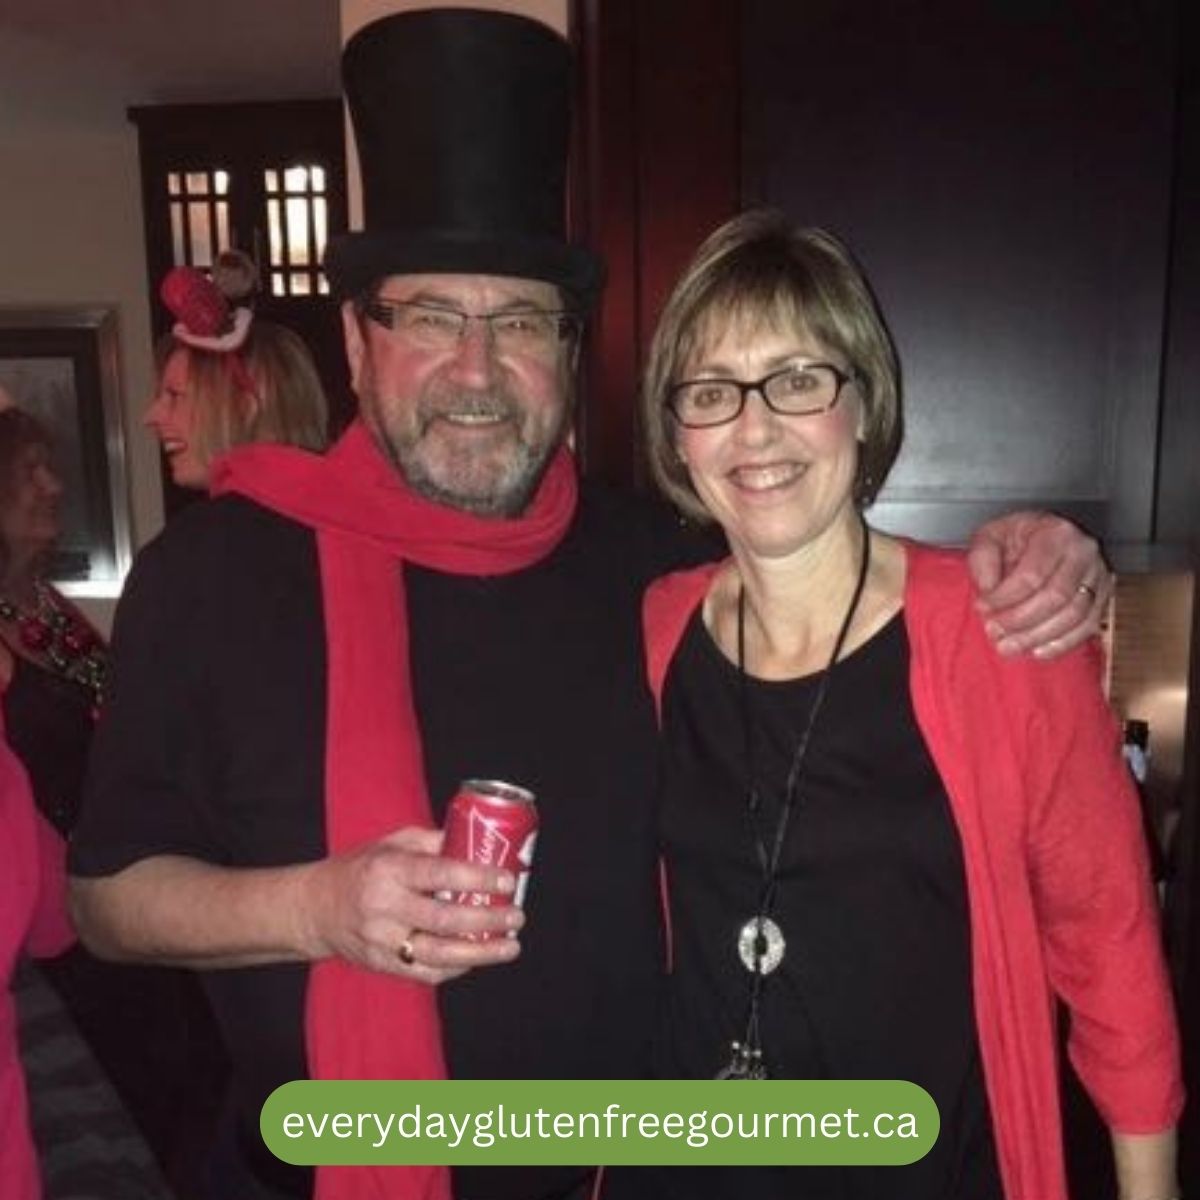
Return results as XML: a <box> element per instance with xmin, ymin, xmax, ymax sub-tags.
<box><xmin>439</xmin><ymin>779</ymin><xmax>538</xmax><ymax>931</ymax></box>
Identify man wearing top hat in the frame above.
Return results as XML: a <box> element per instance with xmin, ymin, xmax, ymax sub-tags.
<box><xmin>68</xmin><ymin>9</ymin><xmax>1108</xmax><ymax>1200</ymax></box>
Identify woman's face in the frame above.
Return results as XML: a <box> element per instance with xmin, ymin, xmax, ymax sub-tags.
<box><xmin>145</xmin><ymin>348</ymin><xmax>208</xmax><ymax>489</ymax></box>
<box><xmin>0</xmin><ymin>442</ymin><xmax>63</xmax><ymax>564</ymax></box>
<box><xmin>674</xmin><ymin>318</ymin><xmax>863</xmax><ymax>563</ymax></box>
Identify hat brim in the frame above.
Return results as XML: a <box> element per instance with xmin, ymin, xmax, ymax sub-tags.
<box><xmin>324</xmin><ymin>229</ymin><xmax>604</xmax><ymax>310</ymax></box>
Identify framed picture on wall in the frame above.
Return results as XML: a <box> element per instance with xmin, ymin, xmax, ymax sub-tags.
<box><xmin>0</xmin><ymin>306</ymin><xmax>132</xmax><ymax>596</ymax></box>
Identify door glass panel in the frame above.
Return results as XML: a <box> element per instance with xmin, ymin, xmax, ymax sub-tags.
<box><xmin>187</xmin><ymin>201</ymin><xmax>213</xmax><ymax>266</ymax></box>
<box><xmin>215</xmin><ymin>202</ymin><xmax>230</xmax><ymax>256</ymax></box>
<box><xmin>313</xmin><ymin>197</ymin><xmax>328</xmax><ymax>259</ymax></box>
<box><xmin>166</xmin><ymin>170</ymin><xmax>232</xmax><ymax>267</ymax></box>
<box><xmin>170</xmin><ymin>205</ymin><xmax>185</xmax><ymax>265</ymax></box>
<box><xmin>264</xmin><ymin>163</ymin><xmax>330</xmax><ymax>296</ymax></box>
<box><xmin>267</xmin><ymin>198</ymin><xmax>283</xmax><ymax>271</ymax></box>
<box><xmin>286</xmin><ymin>197</ymin><xmax>310</xmax><ymax>266</ymax></box>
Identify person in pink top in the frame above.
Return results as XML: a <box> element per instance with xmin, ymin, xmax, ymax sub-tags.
<box><xmin>0</xmin><ymin>724</ymin><xmax>73</xmax><ymax>1200</ymax></box>
<box><xmin>620</xmin><ymin>210</ymin><xmax>1182</xmax><ymax>1200</ymax></box>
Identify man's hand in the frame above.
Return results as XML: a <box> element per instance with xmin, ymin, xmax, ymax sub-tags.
<box><xmin>967</xmin><ymin>512</ymin><xmax>1111</xmax><ymax>660</ymax></box>
<box><xmin>296</xmin><ymin>826</ymin><xmax>524</xmax><ymax>985</ymax></box>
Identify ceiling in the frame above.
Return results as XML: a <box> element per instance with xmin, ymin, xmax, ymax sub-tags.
<box><xmin>0</xmin><ymin>0</ymin><xmax>341</xmax><ymax>106</ymax></box>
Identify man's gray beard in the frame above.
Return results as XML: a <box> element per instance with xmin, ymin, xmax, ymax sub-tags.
<box><xmin>397</xmin><ymin>438</ymin><xmax>551</xmax><ymax>518</ymax></box>
<box><xmin>370</xmin><ymin>406</ymin><xmax>566</xmax><ymax>519</ymax></box>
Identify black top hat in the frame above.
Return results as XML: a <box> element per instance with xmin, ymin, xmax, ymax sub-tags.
<box><xmin>324</xmin><ymin>8</ymin><xmax>603</xmax><ymax>307</ymax></box>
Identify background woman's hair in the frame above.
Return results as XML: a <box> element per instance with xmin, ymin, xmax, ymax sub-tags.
<box><xmin>155</xmin><ymin>320</ymin><xmax>329</xmax><ymax>469</ymax></box>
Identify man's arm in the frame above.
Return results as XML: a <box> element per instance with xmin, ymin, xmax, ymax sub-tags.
<box><xmin>70</xmin><ymin>826</ymin><xmax>522</xmax><ymax>986</ymax></box>
<box><xmin>966</xmin><ymin>512</ymin><xmax>1111</xmax><ymax>658</ymax></box>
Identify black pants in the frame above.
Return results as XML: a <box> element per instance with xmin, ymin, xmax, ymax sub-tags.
<box><xmin>203</xmin><ymin>1106</ymin><xmax>308</xmax><ymax>1200</ymax></box>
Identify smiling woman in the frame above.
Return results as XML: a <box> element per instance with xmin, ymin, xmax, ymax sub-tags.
<box><xmin>609</xmin><ymin>210</ymin><xmax>1183</xmax><ymax>1200</ymax></box>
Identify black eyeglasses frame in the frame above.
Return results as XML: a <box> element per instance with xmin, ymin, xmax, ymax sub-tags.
<box><xmin>665</xmin><ymin>362</ymin><xmax>856</xmax><ymax>428</ymax></box>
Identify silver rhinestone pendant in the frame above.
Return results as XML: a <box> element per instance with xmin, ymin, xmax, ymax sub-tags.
<box><xmin>715</xmin><ymin>1040</ymin><xmax>769</xmax><ymax>1080</ymax></box>
<box><xmin>737</xmin><ymin>916</ymin><xmax>785</xmax><ymax>974</ymax></box>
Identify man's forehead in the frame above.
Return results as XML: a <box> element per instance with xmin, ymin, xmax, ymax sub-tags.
<box><xmin>376</xmin><ymin>272</ymin><xmax>563</xmax><ymax>308</ymax></box>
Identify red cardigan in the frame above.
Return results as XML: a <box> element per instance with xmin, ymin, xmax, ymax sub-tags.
<box><xmin>642</xmin><ymin>541</ymin><xmax>1182</xmax><ymax>1200</ymax></box>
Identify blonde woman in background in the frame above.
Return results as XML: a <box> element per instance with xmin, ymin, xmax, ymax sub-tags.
<box><xmin>146</xmin><ymin>251</ymin><xmax>328</xmax><ymax>490</ymax></box>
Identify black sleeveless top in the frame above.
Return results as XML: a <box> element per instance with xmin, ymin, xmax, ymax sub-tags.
<box><xmin>638</xmin><ymin>611</ymin><xmax>1002</xmax><ymax>1200</ymax></box>
<box><xmin>3</xmin><ymin>653</ymin><xmax>94</xmax><ymax>834</ymax></box>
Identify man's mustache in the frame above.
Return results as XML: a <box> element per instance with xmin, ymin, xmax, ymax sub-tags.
<box><xmin>419</xmin><ymin>392</ymin><xmax>517</xmax><ymax>423</ymax></box>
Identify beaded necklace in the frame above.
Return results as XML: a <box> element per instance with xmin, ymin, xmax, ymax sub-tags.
<box><xmin>0</xmin><ymin>580</ymin><xmax>106</xmax><ymax>715</ymax></box>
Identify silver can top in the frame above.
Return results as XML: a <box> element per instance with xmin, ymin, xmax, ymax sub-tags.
<box><xmin>461</xmin><ymin>778</ymin><xmax>536</xmax><ymax>805</ymax></box>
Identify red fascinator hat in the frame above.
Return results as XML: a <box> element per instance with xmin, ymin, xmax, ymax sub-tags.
<box><xmin>160</xmin><ymin>250</ymin><xmax>258</xmax><ymax>352</ymax></box>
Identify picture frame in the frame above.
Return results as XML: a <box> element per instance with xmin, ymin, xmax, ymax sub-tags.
<box><xmin>0</xmin><ymin>306</ymin><xmax>132</xmax><ymax>597</ymax></box>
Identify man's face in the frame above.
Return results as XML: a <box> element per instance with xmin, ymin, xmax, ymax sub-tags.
<box><xmin>343</xmin><ymin>273</ymin><xmax>577</xmax><ymax>517</ymax></box>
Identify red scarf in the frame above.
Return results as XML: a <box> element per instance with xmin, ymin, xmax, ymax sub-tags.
<box><xmin>212</xmin><ymin>420</ymin><xmax>577</xmax><ymax>1200</ymax></box>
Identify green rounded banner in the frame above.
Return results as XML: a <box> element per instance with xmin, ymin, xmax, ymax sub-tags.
<box><xmin>261</xmin><ymin>1079</ymin><xmax>938</xmax><ymax>1166</ymax></box>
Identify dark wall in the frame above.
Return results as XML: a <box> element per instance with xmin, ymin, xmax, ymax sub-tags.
<box><xmin>1157</xmin><ymin>5</ymin><xmax>1200</xmax><ymax>546</ymax></box>
<box><xmin>743</xmin><ymin>0</ymin><xmax>1177</xmax><ymax>545</ymax></box>
<box><xmin>572</xmin><ymin>0</ymin><xmax>740</xmax><ymax>488</ymax></box>
<box><xmin>1161</xmin><ymin>3</ymin><xmax>1200</xmax><ymax>1186</ymax></box>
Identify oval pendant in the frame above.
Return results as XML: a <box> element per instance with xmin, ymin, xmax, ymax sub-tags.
<box><xmin>737</xmin><ymin>916</ymin><xmax>785</xmax><ymax>974</ymax></box>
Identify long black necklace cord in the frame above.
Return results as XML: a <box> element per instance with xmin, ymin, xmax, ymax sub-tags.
<box><xmin>721</xmin><ymin>518</ymin><xmax>872</xmax><ymax>1080</ymax></box>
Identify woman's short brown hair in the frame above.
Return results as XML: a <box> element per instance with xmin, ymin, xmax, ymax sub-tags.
<box><xmin>155</xmin><ymin>320</ymin><xmax>329</xmax><ymax>470</ymax></box>
<box><xmin>641</xmin><ymin>210</ymin><xmax>902</xmax><ymax>523</ymax></box>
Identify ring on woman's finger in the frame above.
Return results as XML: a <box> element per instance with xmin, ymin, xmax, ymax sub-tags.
<box><xmin>397</xmin><ymin>936</ymin><xmax>417</xmax><ymax>966</ymax></box>
<box><xmin>1077</xmin><ymin>582</ymin><xmax>1098</xmax><ymax>603</ymax></box>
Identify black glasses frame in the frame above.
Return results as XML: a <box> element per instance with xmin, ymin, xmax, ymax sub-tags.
<box><xmin>364</xmin><ymin>298</ymin><xmax>581</xmax><ymax>343</ymax></box>
<box><xmin>666</xmin><ymin>362</ymin><xmax>855</xmax><ymax>428</ymax></box>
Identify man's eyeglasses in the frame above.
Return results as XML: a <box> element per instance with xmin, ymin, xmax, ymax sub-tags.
<box><xmin>364</xmin><ymin>298</ymin><xmax>580</xmax><ymax>360</ymax></box>
<box><xmin>666</xmin><ymin>362</ymin><xmax>855</xmax><ymax>428</ymax></box>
